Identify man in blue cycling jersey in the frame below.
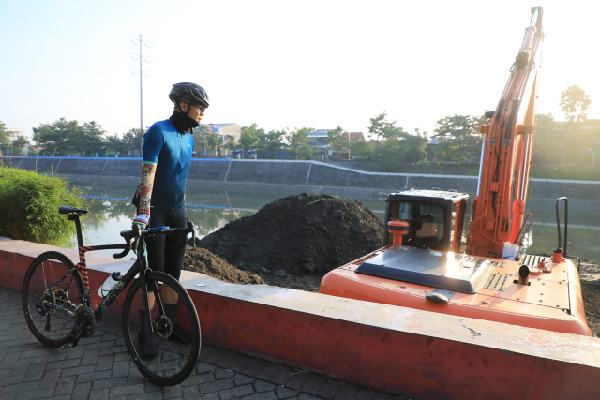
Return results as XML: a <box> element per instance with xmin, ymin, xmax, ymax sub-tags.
<box><xmin>131</xmin><ymin>82</ymin><xmax>209</xmax><ymax>358</ymax></box>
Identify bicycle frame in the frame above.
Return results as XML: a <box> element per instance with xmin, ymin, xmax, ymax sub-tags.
<box><xmin>67</xmin><ymin>213</ymin><xmax>144</xmax><ymax>323</ymax></box>
<box><xmin>66</xmin><ymin>213</ymin><xmax>191</xmax><ymax>324</ymax></box>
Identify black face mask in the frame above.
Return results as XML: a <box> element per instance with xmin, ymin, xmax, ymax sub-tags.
<box><xmin>170</xmin><ymin>111</ymin><xmax>199</xmax><ymax>134</ymax></box>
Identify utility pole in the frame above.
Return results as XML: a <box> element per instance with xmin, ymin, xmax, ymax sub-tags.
<box><xmin>139</xmin><ymin>34</ymin><xmax>144</xmax><ymax>133</ymax></box>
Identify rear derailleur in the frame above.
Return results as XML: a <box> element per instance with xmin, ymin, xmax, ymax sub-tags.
<box><xmin>69</xmin><ymin>305</ymin><xmax>95</xmax><ymax>346</ymax></box>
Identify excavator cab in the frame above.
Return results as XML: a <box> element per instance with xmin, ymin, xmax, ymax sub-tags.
<box><xmin>384</xmin><ymin>190</ymin><xmax>469</xmax><ymax>252</ymax></box>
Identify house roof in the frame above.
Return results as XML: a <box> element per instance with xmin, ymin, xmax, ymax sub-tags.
<box><xmin>342</xmin><ymin>131</ymin><xmax>365</xmax><ymax>141</ymax></box>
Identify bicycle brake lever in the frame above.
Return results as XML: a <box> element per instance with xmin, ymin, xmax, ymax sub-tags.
<box><xmin>187</xmin><ymin>221</ymin><xmax>197</xmax><ymax>248</ymax></box>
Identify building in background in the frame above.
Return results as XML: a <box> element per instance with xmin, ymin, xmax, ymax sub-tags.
<box><xmin>307</xmin><ymin>129</ymin><xmax>332</xmax><ymax>160</ymax></box>
<box><xmin>0</xmin><ymin>128</ymin><xmax>32</xmax><ymax>156</ymax></box>
<box><xmin>206</xmin><ymin>123</ymin><xmax>241</xmax><ymax>144</ymax></box>
<box><xmin>198</xmin><ymin>123</ymin><xmax>241</xmax><ymax>157</ymax></box>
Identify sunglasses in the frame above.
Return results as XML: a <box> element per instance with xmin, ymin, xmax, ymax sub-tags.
<box><xmin>191</xmin><ymin>103</ymin><xmax>206</xmax><ymax>112</ymax></box>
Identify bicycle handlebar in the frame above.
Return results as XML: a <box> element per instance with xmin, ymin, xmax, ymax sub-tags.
<box><xmin>112</xmin><ymin>221</ymin><xmax>197</xmax><ymax>259</ymax></box>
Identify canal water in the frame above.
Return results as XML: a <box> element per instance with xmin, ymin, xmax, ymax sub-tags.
<box><xmin>66</xmin><ymin>177</ymin><xmax>600</xmax><ymax>264</ymax></box>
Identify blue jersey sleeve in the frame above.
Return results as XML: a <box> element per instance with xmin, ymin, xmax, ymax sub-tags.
<box><xmin>143</xmin><ymin>124</ymin><xmax>164</xmax><ymax>164</ymax></box>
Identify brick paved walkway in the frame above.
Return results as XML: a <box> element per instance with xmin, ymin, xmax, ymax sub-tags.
<box><xmin>0</xmin><ymin>286</ymin><xmax>405</xmax><ymax>400</ymax></box>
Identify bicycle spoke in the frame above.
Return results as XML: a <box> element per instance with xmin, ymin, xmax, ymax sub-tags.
<box><xmin>122</xmin><ymin>271</ymin><xmax>200</xmax><ymax>386</ymax></box>
<box><xmin>23</xmin><ymin>252</ymin><xmax>84</xmax><ymax>348</ymax></box>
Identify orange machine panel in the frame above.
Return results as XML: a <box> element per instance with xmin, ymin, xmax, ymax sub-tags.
<box><xmin>320</xmin><ymin>246</ymin><xmax>591</xmax><ymax>335</ymax></box>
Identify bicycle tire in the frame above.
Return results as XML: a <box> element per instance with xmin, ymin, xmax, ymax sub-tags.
<box><xmin>22</xmin><ymin>251</ymin><xmax>84</xmax><ymax>348</ymax></box>
<box><xmin>122</xmin><ymin>271</ymin><xmax>201</xmax><ymax>386</ymax></box>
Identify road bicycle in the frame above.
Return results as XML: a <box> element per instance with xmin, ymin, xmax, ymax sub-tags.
<box><xmin>22</xmin><ymin>206</ymin><xmax>201</xmax><ymax>386</ymax></box>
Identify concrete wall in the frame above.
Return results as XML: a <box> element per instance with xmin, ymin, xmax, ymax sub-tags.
<box><xmin>2</xmin><ymin>156</ymin><xmax>599</xmax><ymax>199</ymax></box>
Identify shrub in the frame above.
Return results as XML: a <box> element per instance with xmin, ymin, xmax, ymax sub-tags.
<box><xmin>0</xmin><ymin>167</ymin><xmax>83</xmax><ymax>243</ymax></box>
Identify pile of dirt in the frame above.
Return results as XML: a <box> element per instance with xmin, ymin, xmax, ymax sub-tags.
<box><xmin>197</xmin><ymin>193</ymin><xmax>384</xmax><ymax>279</ymax></box>
<box><xmin>184</xmin><ymin>247</ymin><xmax>263</xmax><ymax>285</ymax></box>
<box><xmin>580</xmin><ymin>262</ymin><xmax>600</xmax><ymax>337</ymax></box>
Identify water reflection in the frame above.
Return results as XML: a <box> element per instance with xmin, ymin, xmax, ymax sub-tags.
<box><xmin>67</xmin><ymin>178</ymin><xmax>599</xmax><ymax>264</ymax></box>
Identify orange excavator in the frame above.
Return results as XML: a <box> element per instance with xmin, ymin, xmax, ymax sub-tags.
<box><xmin>320</xmin><ymin>7</ymin><xmax>592</xmax><ymax>335</ymax></box>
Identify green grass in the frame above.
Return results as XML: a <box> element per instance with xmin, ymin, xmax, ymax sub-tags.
<box><xmin>0</xmin><ymin>167</ymin><xmax>83</xmax><ymax>244</ymax></box>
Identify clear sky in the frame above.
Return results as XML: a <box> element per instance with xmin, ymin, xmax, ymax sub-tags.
<box><xmin>0</xmin><ymin>0</ymin><xmax>598</xmax><ymax>139</ymax></box>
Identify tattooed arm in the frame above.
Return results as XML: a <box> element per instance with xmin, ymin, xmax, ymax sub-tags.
<box><xmin>137</xmin><ymin>162</ymin><xmax>157</xmax><ymax>215</ymax></box>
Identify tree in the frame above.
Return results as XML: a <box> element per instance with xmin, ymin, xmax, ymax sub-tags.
<box><xmin>432</xmin><ymin>114</ymin><xmax>482</xmax><ymax>163</ymax></box>
<box><xmin>12</xmin><ymin>136</ymin><xmax>28</xmax><ymax>156</ymax></box>
<box><xmin>288</xmin><ymin>127</ymin><xmax>314</xmax><ymax>160</ymax></box>
<box><xmin>32</xmin><ymin>118</ymin><xmax>108</xmax><ymax>156</ymax></box>
<box><xmin>0</xmin><ymin>121</ymin><xmax>8</xmax><ymax>157</ymax></box>
<box><xmin>122</xmin><ymin>128</ymin><xmax>144</xmax><ymax>156</ymax></box>
<box><xmin>193</xmin><ymin>125</ymin><xmax>222</xmax><ymax>157</ymax></box>
<box><xmin>0</xmin><ymin>121</ymin><xmax>8</xmax><ymax>144</ymax></box>
<box><xmin>256</xmin><ymin>129</ymin><xmax>287</xmax><ymax>156</ymax></box>
<box><xmin>206</xmin><ymin>131</ymin><xmax>221</xmax><ymax>156</ymax></box>
<box><xmin>239</xmin><ymin>124</ymin><xmax>264</xmax><ymax>157</ymax></box>
<box><xmin>560</xmin><ymin>85</ymin><xmax>591</xmax><ymax>122</ymax></box>
<box><xmin>222</xmin><ymin>136</ymin><xmax>236</xmax><ymax>155</ymax></box>
<box><xmin>80</xmin><ymin>121</ymin><xmax>105</xmax><ymax>156</ymax></box>
<box><xmin>327</xmin><ymin>126</ymin><xmax>352</xmax><ymax>159</ymax></box>
<box><xmin>372</xmin><ymin>131</ymin><xmax>427</xmax><ymax>170</ymax></box>
<box><xmin>104</xmin><ymin>134</ymin><xmax>130</xmax><ymax>156</ymax></box>
<box><xmin>33</xmin><ymin>118</ymin><xmax>80</xmax><ymax>155</ymax></box>
<box><xmin>350</xmin><ymin>140</ymin><xmax>376</xmax><ymax>160</ymax></box>
<box><xmin>368</xmin><ymin>112</ymin><xmax>408</xmax><ymax>141</ymax></box>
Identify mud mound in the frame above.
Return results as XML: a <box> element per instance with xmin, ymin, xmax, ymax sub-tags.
<box><xmin>183</xmin><ymin>247</ymin><xmax>263</xmax><ymax>285</ymax></box>
<box><xmin>580</xmin><ymin>262</ymin><xmax>600</xmax><ymax>337</ymax></box>
<box><xmin>198</xmin><ymin>193</ymin><xmax>384</xmax><ymax>276</ymax></box>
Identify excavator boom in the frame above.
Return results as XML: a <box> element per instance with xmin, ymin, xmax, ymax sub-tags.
<box><xmin>467</xmin><ymin>7</ymin><xmax>544</xmax><ymax>258</ymax></box>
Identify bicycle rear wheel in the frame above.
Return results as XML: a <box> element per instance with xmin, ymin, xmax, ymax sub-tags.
<box><xmin>22</xmin><ymin>251</ymin><xmax>84</xmax><ymax>348</ymax></box>
<box><xmin>122</xmin><ymin>271</ymin><xmax>201</xmax><ymax>386</ymax></box>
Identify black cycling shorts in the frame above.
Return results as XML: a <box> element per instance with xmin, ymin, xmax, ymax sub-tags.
<box><xmin>145</xmin><ymin>207</ymin><xmax>187</xmax><ymax>280</ymax></box>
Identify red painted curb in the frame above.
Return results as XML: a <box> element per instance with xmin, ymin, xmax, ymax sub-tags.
<box><xmin>1</xmin><ymin>239</ymin><xmax>600</xmax><ymax>400</ymax></box>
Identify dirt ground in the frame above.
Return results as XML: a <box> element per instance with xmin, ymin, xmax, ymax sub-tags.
<box><xmin>579</xmin><ymin>262</ymin><xmax>600</xmax><ymax>337</ymax></box>
<box><xmin>182</xmin><ymin>193</ymin><xmax>600</xmax><ymax>337</ymax></box>
<box><xmin>184</xmin><ymin>247</ymin><xmax>264</xmax><ymax>285</ymax></box>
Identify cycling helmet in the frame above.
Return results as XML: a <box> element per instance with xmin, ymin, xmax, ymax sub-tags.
<box><xmin>169</xmin><ymin>82</ymin><xmax>209</xmax><ymax>108</ymax></box>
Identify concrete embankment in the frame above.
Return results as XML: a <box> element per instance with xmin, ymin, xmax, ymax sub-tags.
<box><xmin>2</xmin><ymin>156</ymin><xmax>599</xmax><ymax>199</ymax></box>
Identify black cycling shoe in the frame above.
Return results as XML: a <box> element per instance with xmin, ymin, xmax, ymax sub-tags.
<box><xmin>137</xmin><ymin>332</ymin><xmax>158</xmax><ymax>360</ymax></box>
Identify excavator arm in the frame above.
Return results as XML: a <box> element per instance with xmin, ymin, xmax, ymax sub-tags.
<box><xmin>467</xmin><ymin>7</ymin><xmax>544</xmax><ymax>258</ymax></box>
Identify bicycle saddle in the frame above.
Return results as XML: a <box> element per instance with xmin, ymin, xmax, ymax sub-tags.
<box><xmin>58</xmin><ymin>205</ymin><xmax>88</xmax><ymax>215</ymax></box>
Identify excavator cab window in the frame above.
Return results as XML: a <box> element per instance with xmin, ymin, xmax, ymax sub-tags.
<box><xmin>385</xmin><ymin>191</ymin><xmax>468</xmax><ymax>252</ymax></box>
<box><xmin>395</xmin><ymin>202</ymin><xmax>445</xmax><ymax>250</ymax></box>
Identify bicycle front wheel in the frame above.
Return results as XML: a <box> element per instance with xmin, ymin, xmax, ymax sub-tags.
<box><xmin>122</xmin><ymin>271</ymin><xmax>201</xmax><ymax>386</ymax></box>
<box><xmin>22</xmin><ymin>251</ymin><xmax>84</xmax><ymax>348</ymax></box>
